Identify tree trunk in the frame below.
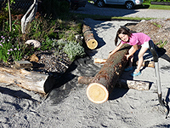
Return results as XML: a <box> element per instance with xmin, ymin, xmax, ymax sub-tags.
<box><xmin>78</xmin><ymin>76</ymin><xmax>150</xmax><ymax>91</ymax></box>
<box><xmin>94</xmin><ymin>58</ymin><xmax>155</xmax><ymax>68</ymax></box>
<box><xmin>86</xmin><ymin>44</ymin><xmax>130</xmax><ymax>104</ymax></box>
<box><xmin>0</xmin><ymin>67</ymin><xmax>55</xmax><ymax>94</ymax></box>
<box><xmin>82</xmin><ymin>24</ymin><xmax>98</xmax><ymax>49</ymax></box>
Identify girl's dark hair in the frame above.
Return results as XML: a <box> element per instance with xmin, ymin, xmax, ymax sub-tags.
<box><xmin>115</xmin><ymin>26</ymin><xmax>132</xmax><ymax>46</ymax></box>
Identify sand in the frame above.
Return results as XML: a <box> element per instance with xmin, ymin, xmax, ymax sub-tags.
<box><xmin>0</xmin><ymin>18</ymin><xmax>170</xmax><ymax>128</ymax></box>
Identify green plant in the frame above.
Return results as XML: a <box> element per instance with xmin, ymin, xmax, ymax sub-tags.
<box><xmin>153</xmin><ymin>22</ymin><xmax>162</xmax><ymax>28</ymax></box>
<box><xmin>10</xmin><ymin>43</ymin><xmax>25</xmax><ymax>61</ymax></box>
<box><xmin>38</xmin><ymin>37</ymin><xmax>54</xmax><ymax>51</ymax></box>
<box><xmin>156</xmin><ymin>40</ymin><xmax>168</xmax><ymax>48</ymax></box>
<box><xmin>53</xmin><ymin>39</ymin><xmax>68</xmax><ymax>50</ymax></box>
<box><xmin>63</xmin><ymin>41</ymin><xmax>85</xmax><ymax>61</ymax></box>
<box><xmin>0</xmin><ymin>36</ymin><xmax>12</xmax><ymax>62</ymax></box>
<box><xmin>0</xmin><ymin>36</ymin><xmax>25</xmax><ymax>62</ymax></box>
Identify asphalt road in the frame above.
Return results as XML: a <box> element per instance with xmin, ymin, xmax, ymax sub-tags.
<box><xmin>71</xmin><ymin>2</ymin><xmax>170</xmax><ymax>19</ymax></box>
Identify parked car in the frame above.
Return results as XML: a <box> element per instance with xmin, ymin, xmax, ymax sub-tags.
<box><xmin>68</xmin><ymin>0</ymin><xmax>87</xmax><ymax>10</ymax></box>
<box><xmin>93</xmin><ymin>0</ymin><xmax>143</xmax><ymax>9</ymax></box>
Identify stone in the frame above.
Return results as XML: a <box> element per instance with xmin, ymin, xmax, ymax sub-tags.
<box><xmin>25</xmin><ymin>40</ymin><xmax>41</xmax><ymax>48</ymax></box>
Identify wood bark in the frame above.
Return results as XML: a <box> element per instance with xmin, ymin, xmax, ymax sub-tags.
<box><xmin>78</xmin><ymin>76</ymin><xmax>150</xmax><ymax>91</ymax></box>
<box><xmin>0</xmin><ymin>67</ymin><xmax>55</xmax><ymax>94</ymax></box>
<box><xmin>82</xmin><ymin>24</ymin><xmax>98</xmax><ymax>49</ymax></box>
<box><xmin>136</xmin><ymin>60</ymin><xmax>155</xmax><ymax>68</ymax></box>
<box><xmin>86</xmin><ymin>44</ymin><xmax>130</xmax><ymax>104</ymax></box>
<box><xmin>21</xmin><ymin>0</ymin><xmax>38</xmax><ymax>34</ymax></box>
<box><xmin>94</xmin><ymin>58</ymin><xmax>107</xmax><ymax>64</ymax></box>
<box><xmin>94</xmin><ymin>58</ymin><xmax>155</xmax><ymax>68</ymax></box>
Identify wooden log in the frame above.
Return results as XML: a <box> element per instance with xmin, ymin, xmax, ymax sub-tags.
<box><xmin>116</xmin><ymin>79</ymin><xmax>150</xmax><ymax>90</ymax></box>
<box><xmin>86</xmin><ymin>44</ymin><xmax>130</xmax><ymax>104</ymax></box>
<box><xmin>78</xmin><ymin>76</ymin><xmax>150</xmax><ymax>91</ymax></box>
<box><xmin>94</xmin><ymin>58</ymin><xmax>107</xmax><ymax>64</ymax></box>
<box><xmin>136</xmin><ymin>60</ymin><xmax>155</xmax><ymax>68</ymax></box>
<box><xmin>0</xmin><ymin>67</ymin><xmax>55</xmax><ymax>94</ymax></box>
<box><xmin>94</xmin><ymin>58</ymin><xmax>155</xmax><ymax>68</ymax></box>
<box><xmin>82</xmin><ymin>24</ymin><xmax>98</xmax><ymax>50</ymax></box>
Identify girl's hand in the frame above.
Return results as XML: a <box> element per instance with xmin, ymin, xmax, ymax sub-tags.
<box><xmin>108</xmin><ymin>52</ymin><xmax>113</xmax><ymax>58</ymax></box>
<box><xmin>125</xmin><ymin>54</ymin><xmax>131</xmax><ymax>60</ymax></box>
<box><xmin>108</xmin><ymin>51</ymin><xmax>115</xmax><ymax>58</ymax></box>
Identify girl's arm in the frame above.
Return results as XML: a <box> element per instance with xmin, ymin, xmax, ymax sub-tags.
<box><xmin>108</xmin><ymin>43</ymin><xmax>124</xmax><ymax>58</ymax></box>
<box><xmin>125</xmin><ymin>44</ymin><xmax>138</xmax><ymax>60</ymax></box>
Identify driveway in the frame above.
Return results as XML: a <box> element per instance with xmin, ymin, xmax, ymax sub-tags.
<box><xmin>71</xmin><ymin>2</ymin><xmax>170</xmax><ymax>19</ymax></box>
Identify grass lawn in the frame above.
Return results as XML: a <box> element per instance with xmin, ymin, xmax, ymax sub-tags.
<box><xmin>143</xmin><ymin>2</ymin><xmax>170</xmax><ymax>10</ymax></box>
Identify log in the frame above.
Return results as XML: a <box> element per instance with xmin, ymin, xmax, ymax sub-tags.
<box><xmin>82</xmin><ymin>24</ymin><xmax>98</xmax><ymax>50</ymax></box>
<box><xmin>78</xmin><ymin>76</ymin><xmax>150</xmax><ymax>91</ymax></box>
<box><xmin>86</xmin><ymin>44</ymin><xmax>130</xmax><ymax>104</ymax></box>
<box><xmin>0</xmin><ymin>67</ymin><xmax>55</xmax><ymax>94</ymax></box>
<box><xmin>94</xmin><ymin>58</ymin><xmax>155</xmax><ymax>68</ymax></box>
<box><xmin>116</xmin><ymin>79</ymin><xmax>150</xmax><ymax>90</ymax></box>
<box><xmin>94</xmin><ymin>58</ymin><xmax>107</xmax><ymax>64</ymax></box>
<box><xmin>136</xmin><ymin>60</ymin><xmax>155</xmax><ymax>68</ymax></box>
<box><xmin>21</xmin><ymin>0</ymin><xmax>38</xmax><ymax>34</ymax></box>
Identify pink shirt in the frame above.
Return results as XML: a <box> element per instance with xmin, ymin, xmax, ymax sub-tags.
<box><xmin>121</xmin><ymin>33</ymin><xmax>151</xmax><ymax>46</ymax></box>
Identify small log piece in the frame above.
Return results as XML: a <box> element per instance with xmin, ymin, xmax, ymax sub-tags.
<box><xmin>82</xmin><ymin>24</ymin><xmax>98</xmax><ymax>49</ymax></box>
<box><xmin>0</xmin><ymin>67</ymin><xmax>55</xmax><ymax>94</ymax></box>
<box><xmin>116</xmin><ymin>79</ymin><xmax>150</xmax><ymax>90</ymax></box>
<box><xmin>86</xmin><ymin>44</ymin><xmax>130</xmax><ymax>104</ymax></box>
<box><xmin>78</xmin><ymin>76</ymin><xmax>150</xmax><ymax>91</ymax></box>
<box><xmin>94</xmin><ymin>58</ymin><xmax>107</xmax><ymax>64</ymax></box>
<box><xmin>14</xmin><ymin>60</ymin><xmax>33</xmax><ymax>69</ymax></box>
<box><xmin>136</xmin><ymin>60</ymin><xmax>155</xmax><ymax>68</ymax></box>
<box><xmin>29</xmin><ymin>54</ymin><xmax>39</xmax><ymax>62</ymax></box>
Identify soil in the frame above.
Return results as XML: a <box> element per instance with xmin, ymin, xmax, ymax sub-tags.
<box><xmin>32</xmin><ymin>50</ymin><xmax>72</xmax><ymax>76</ymax></box>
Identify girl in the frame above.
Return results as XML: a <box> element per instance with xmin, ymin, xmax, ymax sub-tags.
<box><xmin>109</xmin><ymin>26</ymin><xmax>151</xmax><ymax>76</ymax></box>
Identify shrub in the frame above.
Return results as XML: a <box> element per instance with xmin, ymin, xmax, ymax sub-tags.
<box><xmin>0</xmin><ymin>35</ymin><xmax>25</xmax><ymax>62</ymax></box>
<box><xmin>63</xmin><ymin>41</ymin><xmax>85</xmax><ymax>61</ymax></box>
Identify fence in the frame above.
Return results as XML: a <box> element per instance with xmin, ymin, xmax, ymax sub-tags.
<box><xmin>0</xmin><ymin>0</ymin><xmax>34</xmax><ymax>13</ymax></box>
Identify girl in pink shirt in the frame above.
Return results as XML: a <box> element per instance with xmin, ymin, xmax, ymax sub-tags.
<box><xmin>109</xmin><ymin>26</ymin><xmax>151</xmax><ymax>76</ymax></box>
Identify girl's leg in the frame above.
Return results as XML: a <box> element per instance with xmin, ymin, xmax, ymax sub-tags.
<box><xmin>128</xmin><ymin>46</ymin><xmax>139</xmax><ymax>67</ymax></box>
<box><xmin>125</xmin><ymin>46</ymin><xmax>139</xmax><ymax>71</ymax></box>
<box><xmin>135</xmin><ymin>47</ymin><xmax>148</xmax><ymax>73</ymax></box>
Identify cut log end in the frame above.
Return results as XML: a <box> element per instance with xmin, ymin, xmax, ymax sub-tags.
<box><xmin>86</xmin><ymin>83</ymin><xmax>109</xmax><ymax>104</ymax></box>
<box><xmin>87</xmin><ymin>39</ymin><xmax>98</xmax><ymax>50</ymax></box>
